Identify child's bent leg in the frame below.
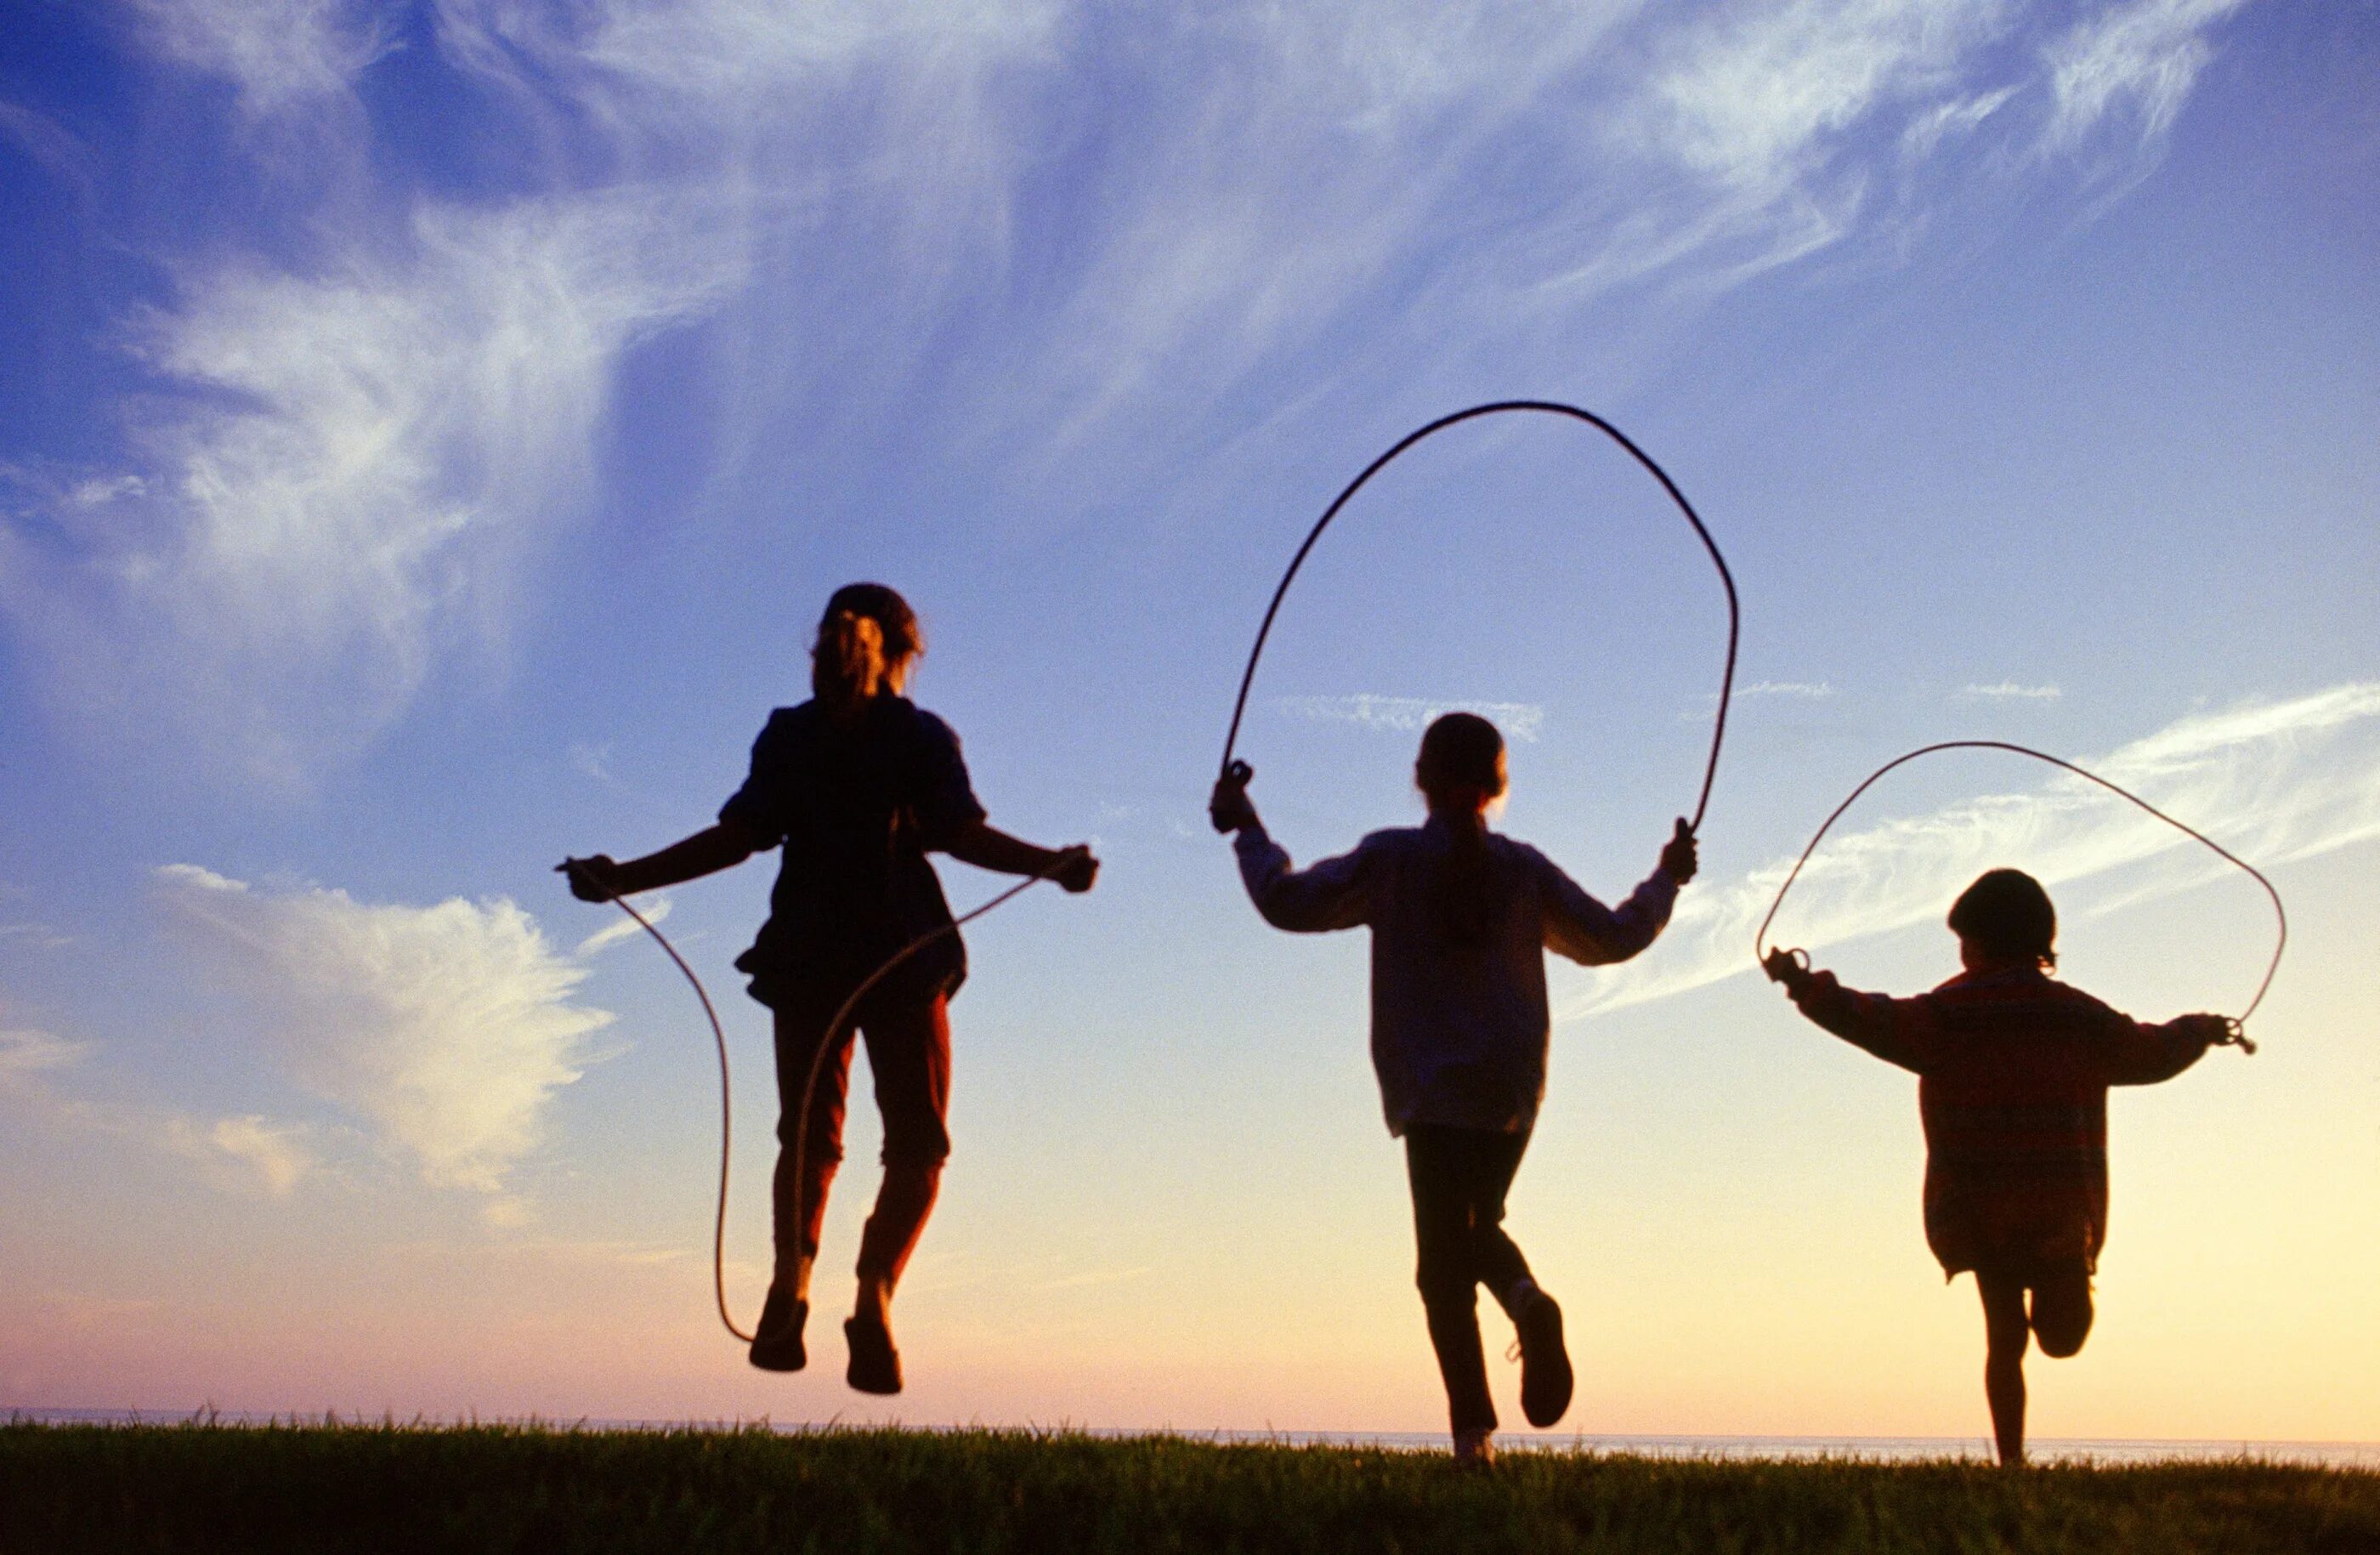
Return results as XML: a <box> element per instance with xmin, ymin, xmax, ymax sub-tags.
<box><xmin>853</xmin><ymin>993</ymin><xmax>954</xmax><ymax>1320</ymax></box>
<box><xmin>1406</xmin><ymin>1127</ymin><xmax>1497</xmax><ymax>1438</ymax></box>
<box><xmin>2027</xmin><ymin>1262</ymin><xmax>2094</xmax><ymax>1359</ymax></box>
<box><xmin>773</xmin><ymin>1007</ymin><xmax>861</xmax><ymax>1295</ymax></box>
<box><xmin>1975</xmin><ymin>1267</ymin><xmax>2032</xmax><ymax>1466</ymax></box>
<box><xmin>1467</xmin><ymin>1131</ymin><xmax>1535</xmax><ymax>1319</ymax></box>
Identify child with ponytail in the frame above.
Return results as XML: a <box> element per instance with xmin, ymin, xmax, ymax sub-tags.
<box><xmin>1210</xmin><ymin>713</ymin><xmax>1697</xmax><ymax>1464</ymax></box>
<box><xmin>568</xmin><ymin>583</ymin><xmax>1097</xmax><ymax>1393</ymax></box>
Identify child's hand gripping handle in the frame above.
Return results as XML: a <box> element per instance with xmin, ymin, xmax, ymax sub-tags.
<box><xmin>1210</xmin><ymin>760</ymin><xmax>1257</xmax><ymax>835</ymax></box>
<box><xmin>2213</xmin><ymin>1015</ymin><xmax>2258</xmax><ymax>1057</ymax></box>
<box><xmin>1761</xmin><ymin>945</ymin><xmax>1813</xmax><ymax>990</ymax></box>
<box><xmin>557</xmin><ymin>855</ymin><xmax>622</xmax><ymax>903</ymax></box>
<box><xmin>1660</xmin><ymin>817</ymin><xmax>1698</xmax><ymax>883</ymax></box>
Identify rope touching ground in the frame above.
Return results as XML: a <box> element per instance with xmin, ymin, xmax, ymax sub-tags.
<box><xmin>571</xmin><ymin>858</ymin><xmax>1074</xmax><ymax>1345</ymax></box>
<box><xmin>1218</xmin><ymin>400</ymin><xmax>1740</xmax><ymax>835</ymax></box>
<box><xmin>1753</xmin><ymin>740</ymin><xmax>2286</xmax><ymax>1050</ymax></box>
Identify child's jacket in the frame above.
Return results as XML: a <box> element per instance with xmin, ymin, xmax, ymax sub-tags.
<box><xmin>1234</xmin><ymin>816</ymin><xmax>1676</xmax><ymax>1137</ymax></box>
<box><xmin>1786</xmin><ymin>966</ymin><xmax>2209</xmax><ymax>1276</ymax></box>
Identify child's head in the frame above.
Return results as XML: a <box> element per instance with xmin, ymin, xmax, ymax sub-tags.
<box><xmin>1415</xmin><ymin>712</ymin><xmax>1508</xmax><ymax>820</ymax></box>
<box><xmin>1948</xmin><ymin>868</ymin><xmax>2058</xmax><ymax>970</ymax></box>
<box><xmin>813</xmin><ymin>582</ymin><xmax>922</xmax><ymax>704</ymax></box>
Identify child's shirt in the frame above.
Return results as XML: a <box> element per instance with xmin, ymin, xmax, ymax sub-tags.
<box><xmin>1785</xmin><ymin>966</ymin><xmax>2210</xmax><ymax>1276</ymax></box>
<box><xmin>1234</xmin><ymin>816</ymin><xmax>1676</xmax><ymax>1137</ymax></box>
<box><xmin>719</xmin><ymin>695</ymin><xmax>987</xmax><ymax>1007</ymax></box>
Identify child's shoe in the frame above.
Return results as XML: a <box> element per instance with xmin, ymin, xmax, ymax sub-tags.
<box><xmin>1453</xmin><ymin>1428</ymin><xmax>1497</xmax><ymax>1468</ymax></box>
<box><xmin>1515</xmin><ymin>1290</ymin><xmax>1573</xmax><ymax>1428</ymax></box>
<box><xmin>747</xmin><ymin>1285</ymin><xmax>808</xmax><ymax>1372</ymax></box>
<box><xmin>845</xmin><ymin>1314</ymin><xmax>903</xmax><ymax>1394</ymax></box>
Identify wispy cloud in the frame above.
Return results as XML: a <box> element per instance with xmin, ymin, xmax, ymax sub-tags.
<box><xmin>0</xmin><ymin>99</ymin><xmax>100</xmax><ymax>196</ymax></box>
<box><xmin>163</xmin><ymin>1114</ymin><xmax>314</xmax><ymax>1197</ymax></box>
<box><xmin>1273</xmin><ymin>694</ymin><xmax>1545</xmax><ymax>743</ymax></box>
<box><xmin>155</xmin><ymin>865</ymin><xmax>613</xmax><ymax>1194</ymax></box>
<box><xmin>2040</xmin><ymin>0</ymin><xmax>2251</xmax><ymax>156</ymax></box>
<box><xmin>1570</xmin><ymin>683</ymin><xmax>2380</xmax><ymax>1017</ymax></box>
<box><xmin>1741</xmin><ymin>681</ymin><xmax>1837</xmax><ymax>699</ymax></box>
<box><xmin>575</xmin><ymin>895</ymin><xmax>671</xmax><ymax>958</ymax></box>
<box><xmin>2</xmin><ymin>194</ymin><xmax>744</xmax><ymax>782</ymax></box>
<box><xmin>0</xmin><ymin>1028</ymin><xmax>315</xmax><ymax>1195</ymax></box>
<box><xmin>1963</xmin><ymin>681</ymin><xmax>2062</xmax><ymax>700</ymax></box>
<box><xmin>0</xmin><ymin>1027</ymin><xmax>91</xmax><ymax>1087</ymax></box>
<box><xmin>3</xmin><ymin>1</ymin><xmax>2257</xmax><ymax>783</ymax></box>
<box><xmin>127</xmin><ymin>0</ymin><xmax>392</xmax><ymax>118</ymax></box>
<box><xmin>1639</xmin><ymin>0</ymin><xmax>2011</xmax><ymax>194</ymax></box>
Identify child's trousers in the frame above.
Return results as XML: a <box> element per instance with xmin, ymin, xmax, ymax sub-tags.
<box><xmin>1404</xmin><ymin>1123</ymin><xmax>1536</xmax><ymax>1435</ymax></box>
<box><xmin>773</xmin><ymin>987</ymin><xmax>954</xmax><ymax>1290</ymax></box>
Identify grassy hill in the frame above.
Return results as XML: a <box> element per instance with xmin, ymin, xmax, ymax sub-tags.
<box><xmin>4</xmin><ymin>1421</ymin><xmax>2376</xmax><ymax>1553</ymax></box>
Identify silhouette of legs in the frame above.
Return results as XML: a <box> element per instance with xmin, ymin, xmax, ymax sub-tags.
<box><xmin>2028</xmin><ymin>1263</ymin><xmax>2094</xmax><ymax>1359</ymax></box>
<box><xmin>1976</xmin><ymin>1267</ymin><xmax>2032</xmax><ymax>1465</ymax></box>
<box><xmin>1976</xmin><ymin>1259</ymin><xmax>2094</xmax><ymax>1465</ymax></box>
<box><xmin>774</xmin><ymin>1005</ymin><xmax>857</xmax><ymax>1291</ymax></box>
<box><xmin>853</xmin><ymin>994</ymin><xmax>953</xmax><ymax>1318</ymax></box>
<box><xmin>772</xmin><ymin>990</ymin><xmax>953</xmax><ymax>1311</ymax></box>
<box><xmin>1405</xmin><ymin>1125</ymin><xmax>1534</xmax><ymax>1439</ymax></box>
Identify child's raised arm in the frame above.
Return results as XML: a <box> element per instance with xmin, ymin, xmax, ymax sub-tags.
<box><xmin>1211</xmin><ymin>766</ymin><xmax>1372</xmax><ymax>933</ymax></box>
<box><xmin>1762</xmin><ymin>950</ymin><xmax>1927</xmax><ymax>1074</ymax></box>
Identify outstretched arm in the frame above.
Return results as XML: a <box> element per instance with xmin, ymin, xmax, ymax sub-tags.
<box><xmin>564</xmin><ymin>819</ymin><xmax>762</xmax><ymax>900</ymax></box>
<box><xmin>1210</xmin><ymin>764</ymin><xmax>1368</xmax><ymax>931</ymax></box>
<box><xmin>1538</xmin><ymin>821</ymin><xmax>1695</xmax><ymax>966</ymax></box>
<box><xmin>2104</xmin><ymin>1010</ymin><xmax>2224</xmax><ymax>1086</ymax></box>
<box><xmin>1762</xmin><ymin>949</ymin><xmax>1926</xmax><ymax>1074</ymax></box>
<box><xmin>943</xmin><ymin>818</ymin><xmax>1098</xmax><ymax>893</ymax></box>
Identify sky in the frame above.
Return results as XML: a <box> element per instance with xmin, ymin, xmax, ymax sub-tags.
<box><xmin>1</xmin><ymin>0</ymin><xmax>2376</xmax><ymax>1443</ymax></box>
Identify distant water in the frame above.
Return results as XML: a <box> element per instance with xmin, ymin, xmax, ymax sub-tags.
<box><xmin>11</xmin><ymin>1410</ymin><xmax>2377</xmax><ymax>1467</ymax></box>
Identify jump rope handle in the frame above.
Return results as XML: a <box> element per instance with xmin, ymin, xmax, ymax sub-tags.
<box><xmin>556</xmin><ymin>856</ymin><xmax>616</xmax><ymax>902</ymax></box>
<box><xmin>1211</xmin><ymin>760</ymin><xmax>1255</xmax><ymax>834</ymax></box>
<box><xmin>2217</xmin><ymin>1017</ymin><xmax>2258</xmax><ymax>1056</ymax></box>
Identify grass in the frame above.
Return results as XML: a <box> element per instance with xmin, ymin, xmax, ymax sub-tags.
<box><xmin>3</xmin><ymin>1421</ymin><xmax>2377</xmax><ymax>1554</ymax></box>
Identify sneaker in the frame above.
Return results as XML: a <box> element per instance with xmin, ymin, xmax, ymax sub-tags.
<box><xmin>748</xmin><ymin>1285</ymin><xmax>808</xmax><ymax>1373</ymax></box>
<box><xmin>845</xmin><ymin>1314</ymin><xmax>903</xmax><ymax>1395</ymax></box>
<box><xmin>1453</xmin><ymin>1428</ymin><xmax>1497</xmax><ymax>1468</ymax></box>
<box><xmin>1515</xmin><ymin>1291</ymin><xmax>1573</xmax><ymax>1428</ymax></box>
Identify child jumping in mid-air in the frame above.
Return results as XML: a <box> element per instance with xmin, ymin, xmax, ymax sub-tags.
<box><xmin>1210</xmin><ymin>712</ymin><xmax>1697</xmax><ymax>1466</ymax></box>
<box><xmin>567</xmin><ymin>583</ymin><xmax>1097</xmax><ymax>1393</ymax></box>
<box><xmin>1762</xmin><ymin>869</ymin><xmax>2230</xmax><ymax>1466</ymax></box>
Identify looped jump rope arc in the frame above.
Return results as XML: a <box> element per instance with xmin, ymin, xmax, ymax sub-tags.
<box><xmin>574</xmin><ymin>860</ymin><xmax>1071</xmax><ymax>1344</ymax></box>
<box><xmin>1752</xmin><ymin>740</ymin><xmax>2286</xmax><ymax>1050</ymax></box>
<box><xmin>1218</xmin><ymin>400</ymin><xmax>1741</xmax><ymax>836</ymax></box>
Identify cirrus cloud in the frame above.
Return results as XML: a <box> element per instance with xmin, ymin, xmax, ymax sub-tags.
<box><xmin>1572</xmin><ymin>682</ymin><xmax>2380</xmax><ymax>1018</ymax></box>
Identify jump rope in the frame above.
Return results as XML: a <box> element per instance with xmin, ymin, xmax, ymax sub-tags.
<box><xmin>574</xmin><ymin>401</ymin><xmax>2278</xmax><ymax>1348</ymax></box>
<box><xmin>1754</xmin><ymin>741</ymin><xmax>2283</xmax><ymax>1050</ymax></box>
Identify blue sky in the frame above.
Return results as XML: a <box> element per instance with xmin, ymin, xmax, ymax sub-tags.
<box><xmin>2</xmin><ymin>0</ymin><xmax>2377</xmax><ymax>1435</ymax></box>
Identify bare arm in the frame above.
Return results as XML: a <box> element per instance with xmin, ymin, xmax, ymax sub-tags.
<box><xmin>942</xmin><ymin>817</ymin><xmax>1099</xmax><ymax>892</ymax></box>
<box><xmin>563</xmin><ymin>820</ymin><xmax>761</xmax><ymax>900</ymax></box>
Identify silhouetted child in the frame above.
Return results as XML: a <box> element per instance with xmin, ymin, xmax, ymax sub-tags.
<box><xmin>1762</xmin><ymin>869</ymin><xmax>2228</xmax><ymax>1466</ymax></box>
<box><xmin>568</xmin><ymin>583</ymin><xmax>1097</xmax><ymax>1392</ymax></box>
<box><xmin>1211</xmin><ymin>712</ymin><xmax>1697</xmax><ymax>1466</ymax></box>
